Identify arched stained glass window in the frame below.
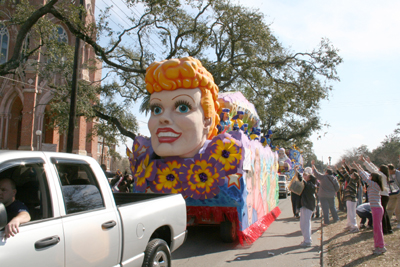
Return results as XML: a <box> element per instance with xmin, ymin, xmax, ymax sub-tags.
<box><xmin>0</xmin><ymin>25</ymin><xmax>9</xmax><ymax>64</ymax></box>
<box><xmin>57</xmin><ymin>26</ymin><xmax>68</xmax><ymax>43</ymax></box>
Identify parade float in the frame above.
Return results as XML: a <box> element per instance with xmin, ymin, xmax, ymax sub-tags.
<box><xmin>127</xmin><ymin>57</ymin><xmax>281</xmax><ymax>244</ymax></box>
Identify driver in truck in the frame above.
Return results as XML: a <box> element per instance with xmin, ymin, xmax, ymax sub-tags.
<box><xmin>0</xmin><ymin>178</ymin><xmax>31</xmax><ymax>239</ymax></box>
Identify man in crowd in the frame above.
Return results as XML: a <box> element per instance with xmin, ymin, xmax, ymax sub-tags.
<box><xmin>356</xmin><ymin>202</ymin><xmax>372</xmax><ymax>229</ymax></box>
<box><xmin>387</xmin><ymin>164</ymin><xmax>400</xmax><ymax>228</ymax></box>
<box><xmin>0</xmin><ymin>178</ymin><xmax>31</xmax><ymax>238</ymax></box>
<box><xmin>311</xmin><ymin>160</ymin><xmax>340</xmax><ymax>225</ymax></box>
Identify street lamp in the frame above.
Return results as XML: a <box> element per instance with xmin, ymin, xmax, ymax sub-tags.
<box><xmin>36</xmin><ymin>130</ymin><xmax>42</xmax><ymax>151</ymax></box>
<box><xmin>328</xmin><ymin>156</ymin><xmax>332</xmax><ymax>166</ymax></box>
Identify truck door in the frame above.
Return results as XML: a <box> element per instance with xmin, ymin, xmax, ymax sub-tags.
<box><xmin>0</xmin><ymin>158</ymin><xmax>65</xmax><ymax>266</ymax></box>
<box><xmin>52</xmin><ymin>158</ymin><xmax>120</xmax><ymax>267</ymax></box>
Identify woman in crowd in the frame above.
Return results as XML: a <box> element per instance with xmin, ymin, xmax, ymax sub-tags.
<box><xmin>360</xmin><ymin>155</ymin><xmax>393</xmax><ymax>234</ymax></box>
<box><xmin>294</xmin><ymin>165</ymin><xmax>316</xmax><ymax>247</ymax></box>
<box><xmin>335</xmin><ymin>162</ymin><xmax>361</xmax><ymax>233</ymax></box>
<box><xmin>353</xmin><ymin>162</ymin><xmax>386</xmax><ymax>255</ymax></box>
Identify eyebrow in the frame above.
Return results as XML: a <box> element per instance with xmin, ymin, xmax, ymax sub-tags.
<box><xmin>149</xmin><ymin>97</ymin><xmax>162</xmax><ymax>103</ymax></box>
<box><xmin>172</xmin><ymin>94</ymin><xmax>195</xmax><ymax>102</ymax></box>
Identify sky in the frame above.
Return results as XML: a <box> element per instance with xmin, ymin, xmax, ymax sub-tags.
<box><xmin>240</xmin><ymin>0</ymin><xmax>400</xmax><ymax>164</ymax></box>
<box><xmin>96</xmin><ymin>0</ymin><xmax>400</xmax><ymax>164</ymax></box>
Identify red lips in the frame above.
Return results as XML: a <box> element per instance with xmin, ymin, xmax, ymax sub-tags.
<box><xmin>156</xmin><ymin>127</ymin><xmax>182</xmax><ymax>143</ymax></box>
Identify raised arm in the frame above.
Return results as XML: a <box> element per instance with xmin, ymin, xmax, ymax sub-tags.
<box><xmin>353</xmin><ymin>162</ymin><xmax>370</xmax><ymax>182</ymax></box>
<box><xmin>337</xmin><ymin>165</ymin><xmax>349</xmax><ymax>182</ymax></box>
<box><xmin>294</xmin><ymin>165</ymin><xmax>303</xmax><ymax>182</ymax></box>
<box><xmin>359</xmin><ymin>155</ymin><xmax>379</xmax><ymax>174</ymax></box>
<box><xmin>342</xmin><ymin>159</ymin><xmax>351</xmax><ymax>173</ymax></box>
<box><xmin>311</xmin><ymin>160</ymin><xmax>324</xmax><ymax>180</ymax></box>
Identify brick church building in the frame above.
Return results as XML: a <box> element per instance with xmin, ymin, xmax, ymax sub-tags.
<box><xmin>0</xmin><ymin>0</ymin><xmax>114</xmax><ymax>169</ymax></box>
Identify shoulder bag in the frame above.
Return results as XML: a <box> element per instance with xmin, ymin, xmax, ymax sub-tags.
<box><xmin>389</xmin><ymin>179</ymin><xmax>400</xmax><ymax>195</ymax></box>
<box><xmin>327</xmin><ymin>175</ymin><xmax>340</xmax><ymax>192</ymax></box>
<box><xmin>288</xmin><ymin>174</ymin><xmax>305</xmax><ymax>196</ymax></box>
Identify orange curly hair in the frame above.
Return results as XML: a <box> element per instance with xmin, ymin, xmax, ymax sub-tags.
<box><xmin>145</xmin><ymin>57</ymin><xmax>220</xmax><ymax>139</ymax></box>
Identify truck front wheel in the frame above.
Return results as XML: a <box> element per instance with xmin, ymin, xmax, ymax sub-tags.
<box><xmin>142</xmin><ymin>238</ymin><xmax>171</xmax><ymax>267</ymax></box>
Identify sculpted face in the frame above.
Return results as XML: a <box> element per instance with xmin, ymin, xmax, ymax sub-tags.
<box><xmin>148</xmin><ymin>88</ymin><xmax>211</xmax><ymax>158</ymax></box>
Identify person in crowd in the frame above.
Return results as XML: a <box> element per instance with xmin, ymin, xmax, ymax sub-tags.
<box><xmin>291</xmin><ymin>188</ymin><xmax>301</xmax><ymax>219</ymax></box>
<box><xmin>110</xmin><ymin>170</ymin><xmax>124</xmax><ymax>192</ymax></box>
<box><xmin>387</xmin><ymin>164</ymin><xmax>400</xmax><ymax>229</ymax></box>
<box><xmin>342</xmin><ymin>160</ymin><xmax>364</xmax><ymax>206</ymax></box>
<box><xmin>360</xmin><ymin>155</ymin><xmax>393</xmax><ymax>234</ymax></box>
<box><xmin>356</xmin><ymin>202</ymin><xmax>373</xmax><ymax>229</ymax></box>
<box><xmin>334</xmin><ymin>167</ymin><xmax>346</xmax><ymax>212</ymax></box>
<box><xmin>311</xmin><ymin>160</ymin><xmax>339</xmax><ymax>225</ymax></box>
<box><xmin>353</xmin><ymin>162</ymin><xmax>386</xmax><ymax>255</ymax></box>
<box><xmin>345</xmin><ymin>172</ymin><xmax>361</xmax><ymax>232</ymax></box>
<box><xmin>294</xmin><ymin>165</ymin><xmax>316</xmax><ymax>247</ymax></box>
<box><xmin>313</xmin><ymin>179</ymin><xmax>321</xmax><ymax>218</ymax></box>
<box><xmin>0</xmin><ymin>178</ymin><xmax>31</xmax><ymax>239</ymax></box>
<box><xmin>100</xmin><ymin>164</ymin><xmax>107</xmax><ymax>173</ymax></box>
<box><xmin>336</xmin><ymin>162</ymin><xmax>361</xmax><ymax>233</ymax></box>
<box><xmin>357</xmin><ymin>180</ymin><xmax>364</xmax><ymax>206</ymax></box>
<box><xmin>118</xmin><ymin>172</ymin><xmax>133</xmax><ymax>193</ymax></box>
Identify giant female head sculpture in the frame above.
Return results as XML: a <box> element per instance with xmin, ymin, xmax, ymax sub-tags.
<box><xmin>145</xmin><ymin>57</ymin><xmax>220</xmax><ymax>158</ymax></box>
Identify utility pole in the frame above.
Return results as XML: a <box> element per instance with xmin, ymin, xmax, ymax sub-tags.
<box><xmin>66</xmin><ymin>0</ymin><xmax>84</xmax><ymax>153</ymax></box>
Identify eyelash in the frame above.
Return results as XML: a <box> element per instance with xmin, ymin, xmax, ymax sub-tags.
<box><xmin>174</xmin><ymin>100</ymin><xmax>192</xmax><ymax>110</ymax></box>
<box><xmin>150</xmin><ymin>104</ymin><xmax>162</xmax><ymax>113</ymax></box>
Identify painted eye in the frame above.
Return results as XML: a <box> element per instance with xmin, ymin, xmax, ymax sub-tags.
<box><xmin>154</xmin><ymin>106</ymin><xmax>162</xmax><ymax>115</ymax></box>
<box><xmin>176</xmin><ymin>104</ymin><xmax>190</xmax><ymax>113</ymax></box>
<box><xmin>151</xmin><ymin>105</ymin><xmax>162</xmax><ymax>115</ymax></box>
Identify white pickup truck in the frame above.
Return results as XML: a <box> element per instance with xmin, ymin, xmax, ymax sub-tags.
<box><xmin>0</xmin><ymin>151</ymin><xmax>187</xmax><ymax>267</ymax></box>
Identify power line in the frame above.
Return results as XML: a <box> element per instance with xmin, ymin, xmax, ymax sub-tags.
<box><xmin>99</xmin><ymin>0</ymin><xmax>164</xmax><ymax>54</ymax></box>
<box><xmin>115</xmin><ymin>0</ymin><xmax>167</xmax><ymax>53</ymax></box>
<box><xmin>109</xmin><ymin>0</ymin><xmax>134</xmax><ymax>23</ymax></box>
<box><xmin>96</xmin><ymin>2</ymin><xmax>160</xmax><ymax>59</ymax></box>
<box><xmin>0</xmin><ymin>75</ymin><xmax>52</xmax><ymax>92</ymax></box>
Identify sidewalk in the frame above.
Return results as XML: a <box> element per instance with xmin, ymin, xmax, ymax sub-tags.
<box><xmin>171</xmin><ymin>197</ymin><xmax>323</xmax><ymax>267</ymax></box>
<box><xmin>244</xmin><ymin>197</ymin><xmax>322</xmax><ymax>267</ymax></box>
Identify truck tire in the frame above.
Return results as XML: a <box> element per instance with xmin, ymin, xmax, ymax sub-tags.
<box><xmin>142</xmin><ymin>238</ymin><xmax>171</xmax><ymax>267</ymax></box>
<box><xmin>220</xmin><ymin>220</ymin><xmax>237</xmax><ymax>243</ymax></box>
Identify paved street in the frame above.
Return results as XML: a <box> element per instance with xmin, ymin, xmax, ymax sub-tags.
<box><xmin>172</xmin><ymin>197</ymin><xmax>322</xmax><ymax>267</ymax></box>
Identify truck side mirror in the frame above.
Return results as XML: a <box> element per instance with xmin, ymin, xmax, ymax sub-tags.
<box><xmin>0</xmin><ymin>203</ymin><xmax>7</xmax><ymax>230</ymax></box>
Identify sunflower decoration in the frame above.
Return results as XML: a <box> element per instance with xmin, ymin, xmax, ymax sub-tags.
<box><xmin>206</xmin><ymin>133</ymin><xmax>243</xmax><ymax>175</ymax></box>
<box><xmin>150</xmin><ymin>160</ymin><xmax>183</xmax><ymax>194</ymax></box>
<box><xmin>181</xmin><ymin>153</ymin><xmax>226</xmax><ymax>200</ymax></box>
<box><xmin>128</xmin><ymin>136</ymin><xmax>152</xmax><ymax>178</ymax></box>
<box><xmin>127</xmin><ymin>146</ymin><xmax>138</xmax><ymax>175</ymax></box>
<box><xmin>133</xmin><ymin>136</ymin><xmax>152</xmax><ymax>157</ymax></box>
<box><xmin>132</xmin><ymin>152</ymin><xmax>156</xmax><ymax>192</ymax></box>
